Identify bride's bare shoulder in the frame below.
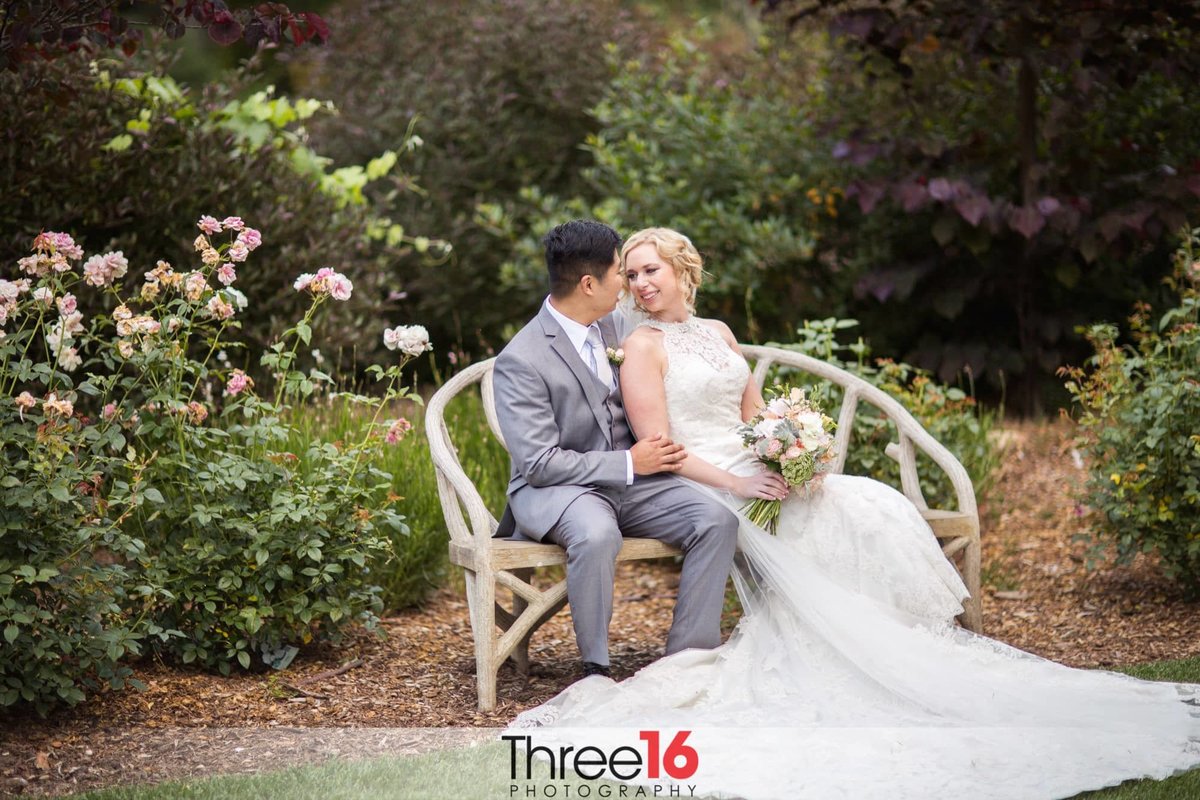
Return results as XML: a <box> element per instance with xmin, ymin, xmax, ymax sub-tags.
<box><xmin>621</xmin><ymin>325</ymin><xmax>666</xmax><ymax>358</ymax></box>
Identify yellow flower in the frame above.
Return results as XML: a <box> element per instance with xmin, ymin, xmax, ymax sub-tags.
<box><xmin>1110</xmin><ymin>473</ymin><xmax>1121</xmax><ymax>485</ymax></box>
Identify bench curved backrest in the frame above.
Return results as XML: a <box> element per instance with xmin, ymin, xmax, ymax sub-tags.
<box><xmin>424</xmin><ymin>345</ymin><xmax>978</xmax><ymax>547</ymax></box>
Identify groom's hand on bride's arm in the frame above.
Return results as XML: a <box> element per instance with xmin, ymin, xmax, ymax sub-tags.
<box><xmin>631</xmin><ymin>433</ymin><xmax>687</xmax><ymax>475</ymax></box>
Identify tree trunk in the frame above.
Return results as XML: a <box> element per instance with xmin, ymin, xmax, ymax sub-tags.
<box><xmin>1014</xmin><ymin>52</ymin><xmax>1042</xmax><ymax>416</ymax></box>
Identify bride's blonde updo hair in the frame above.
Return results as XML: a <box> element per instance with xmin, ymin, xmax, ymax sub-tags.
<box><xmin>620</xmin><ymin>227</ymin><xmax>706</xmax><ymax>314</ymax></box>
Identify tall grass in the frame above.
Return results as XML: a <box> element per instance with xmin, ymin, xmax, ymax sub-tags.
<box><xmin>286</xmin><ymin>389</ymin><xmax>509</xmax><ymax>611</ymax></box>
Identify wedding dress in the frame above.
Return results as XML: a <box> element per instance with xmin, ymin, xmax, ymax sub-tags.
<box><xmin>511</xmin><ymin>316</ymin><xmax>1200</xmax><ymax>800</ymax></box>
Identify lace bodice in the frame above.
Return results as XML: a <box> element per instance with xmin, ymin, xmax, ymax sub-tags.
<box><xmin>639</xmin><ymin>317</ymin><xmax>757</xmax><ymax>475</ymax></box>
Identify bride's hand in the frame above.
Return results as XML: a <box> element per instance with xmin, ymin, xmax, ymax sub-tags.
<box><xmin>732</xmin><ymin>472</ymin><xmax>789</xmax><ymax>501</ymax></box>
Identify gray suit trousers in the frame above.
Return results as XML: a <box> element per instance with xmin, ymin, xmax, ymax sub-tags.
<box><xmin>543</xmin><ymin>475</ymin><xmax>739</xmax><ymax>665</ymax></box>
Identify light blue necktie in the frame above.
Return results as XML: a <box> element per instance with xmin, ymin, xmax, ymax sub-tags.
<box><xmin>584</xmin><ymin>324</ymin><xmax>614</xmax><ymax>391</ymax></box>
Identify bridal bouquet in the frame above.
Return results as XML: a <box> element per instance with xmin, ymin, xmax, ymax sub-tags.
<box><xmin>736</xmin><ymin>384</ymin><xmax>837</xmax><ymax>533</ymax></box>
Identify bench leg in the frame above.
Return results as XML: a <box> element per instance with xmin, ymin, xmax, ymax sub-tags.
<box><xmin>465</xmin><ymin>567</ymin><xmax>499</xmax><ymax>712</ymax></box>
<box><xmin>508</xmin><ymin>567</ymin><xmax>534</xmax><ymax>675</ymax></box>
<box><xmin>961</xmin><ymin>538</ymin><xmax>983</xmax><ymax>633</ymax></box>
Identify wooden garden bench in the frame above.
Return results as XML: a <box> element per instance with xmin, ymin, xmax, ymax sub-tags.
<box><xmin>426</xmin><ymin>344</ymin><xmax>983</xmax><ymax>712</ymax></box>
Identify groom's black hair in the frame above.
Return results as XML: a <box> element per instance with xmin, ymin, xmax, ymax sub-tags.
<box><xmin>543</xmin><ymin>219</ymin><xmax>622</xmax><ymax>299</ymax></box>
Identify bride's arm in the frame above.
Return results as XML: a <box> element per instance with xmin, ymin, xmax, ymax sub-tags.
<box><xmin>620</xmin><ymin>329</ymin><xmax>787</xmax><ymax>501</ymax></box>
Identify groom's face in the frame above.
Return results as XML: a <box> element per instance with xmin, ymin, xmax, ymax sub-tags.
<box><xmin>588</xmin><ymin>250</ymin><xmax>623</xmax><ymax>314</ymax></box>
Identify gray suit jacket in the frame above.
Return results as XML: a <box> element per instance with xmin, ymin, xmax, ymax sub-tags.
<box><xmin>492</xmin><ymin>302</ymin><xmax>636</xmax><ymax>540</ymax></box>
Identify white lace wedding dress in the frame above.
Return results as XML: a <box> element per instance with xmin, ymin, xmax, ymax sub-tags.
<box><xmin>511</xmin><ymin>317</ymin><xmax>1200</xmax><ymax>800</ymax></box>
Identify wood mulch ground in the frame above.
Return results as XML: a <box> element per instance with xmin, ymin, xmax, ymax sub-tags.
<box><xmin>2</xmin><ymin>419</ymin><xmax>1198</xmax><ymax>797</ymax></box>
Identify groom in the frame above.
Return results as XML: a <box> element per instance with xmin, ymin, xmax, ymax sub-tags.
<box><xmin>493</xmin><ymin>220</ymin><xmax>739</xmax><ymax>678</ymax></box>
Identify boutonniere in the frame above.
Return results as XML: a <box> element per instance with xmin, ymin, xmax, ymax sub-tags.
<box><xmin>606</xmin><ymin>347</ymin><xmax>625</xmax><ymax>366</ymax></box>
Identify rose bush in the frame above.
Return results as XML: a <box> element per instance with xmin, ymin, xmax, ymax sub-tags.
<box><xmin>1061</xmin><ymin>227</ymin><xmax>1200</xmax><ymax>591</ymax></box>
<box><xmin>1</xmin><ymin>219</ymin><xmax>426</xmax><ymax>713</ymax></box>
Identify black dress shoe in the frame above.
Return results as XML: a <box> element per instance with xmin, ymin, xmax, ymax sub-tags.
<box><xmin>582</xmin><ymin>661</ymin><xmax>611</xmax><ymax>678</ymax></box>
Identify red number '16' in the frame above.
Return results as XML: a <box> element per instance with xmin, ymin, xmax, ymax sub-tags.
<box><xmin>638</xmin><ymin>730</ymin><xmax>699</xmax><ymax>779</ymax></box>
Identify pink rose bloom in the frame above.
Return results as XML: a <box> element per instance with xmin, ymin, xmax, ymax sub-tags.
<box><xmin>134</xmin><ymin>316</ymin><xmax>161</xmax><ymax>335</ymax></box>
<box><xmin>187</xmin><ymin>401</ymin><xmax>208</xmax><ymax>424</ymax></box>
<box><xmin>57</xmin><ymin>347</ymin><xmax>82</xmax><ymax>372</ymax></box>
<box><xmin>105</xmin><ymin>251</ymin><xmax>128</xmax><ymax>281</ymax></box>
<box><xmin>113</xmin><ymin>304</ymin><xmax>133</xmax><ymax>322</ymax></box>
<box><xmin>57</xmin><ymin>293</ymin><xmax>77</xmax><ymax>316</ymax></box>
<box><xmin>766</xmin><ymin>439</ymin><xmax>783</xmax><ymax>457</ymax></box>
<box><xmin>60</xmin><ymin>310</ymin><xmax>84</xmax><ymax>336</ymax></box>
<box><xmin>385</xmin><ymin>417</ymin><xmax>413</xmax><ymax>444</ymax></box>
<box><xmin>102</xmin><ymin>402</ymin><xmax>118</xmax><ymax>420</ymax></box>
<box><xmin>220</xmin><ymin>216</ymin><xmax>245</xmax><ymax>231</ymax></box>
<box><xmin>227</xmin><ymin>241</ymin><xmax>249</xmax><ymax>263</ymax></box>
<box><xmin>237</xmin><ymin>228</ymin><xmax>262</xmax><ymax>251</ymax></box>
<box><xmin>17</xmin><ymin>255</ymin><xmax>43</xmax><ymax>276</ymax></box>
<box><xmin>329</xmin><ymin>274</ymin><xmax>353</xmax><ymax>301</ymax></box>
<box><xmin>207</xmin><ymin>295</ymin><xmax>234</xmax><ymax>320</ymax></box>
<box><xmin>217</xmin><ymin>264</ymin><xmax>237</xmax><ymax>286</ymax></box>
<box><xmin>293</xmin><ymin>273</ymin><xmax>315</xmax><ymax>292</ymax></box>
<box><xmin>224</xmin><ymin>369</ymin><xmax>253</xmax><ymax>397</ymax></box>
<box><xmin>32</xmin><ymin>287</ymin><xmax>54</xmax><ymax>307</ymax></box>
<box><xmin>15</xmin><ymin>391</ymin><xmax>36</xmax><ymax>419</ymax></box>
<box><xmin>43</xmin><ymin>392</ymin><xmax>73</xmax><ymax>419</ymax></box>
<box><xmin>784</xmin><ymin>445</ymin><xmax>803</xmax><ymax>460</ymax></box>
<box><xmin>82</xmin><ymin>254</ymin><xmax>110</xmax><ymax>287</ymax></box>
<box><xmin>32</xmin><ymin>232</ymin><xmax>83</xmax><ymax>260</ymax></box>
<box><xmin>184</xmin><ymin>272</ymin><xmax>208</xmax><ymax>302</ymax></box>
<box><xmin>117</xmin><ymin>340</ymin><xmax>135</xmax><ymax>358</ymax></box>
<box><xmin>81</xmin><ymin>251</ymin><xmax>128</xmax><ymax>286</ymax></box>
<box><xmin>197</xmin><ymin>216</ymin><xmax>222</xmax><ymax>235</ymax></box>
<box><xmin>193</xmin><ymin>234</ymin><xmax>209</xmax><ymax>252</ymax></box>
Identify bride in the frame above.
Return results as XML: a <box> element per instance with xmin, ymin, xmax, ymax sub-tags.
<box><xmin>511</xmin><ymin>227</ymin><xmax>1200</xmax><ymax>800</ymax></box>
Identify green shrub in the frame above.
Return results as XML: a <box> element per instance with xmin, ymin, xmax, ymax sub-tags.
<box><xmin>488</xmin><ymin>32</ymin><xmax>828</xmax><ymax>344</ymax></box>
<box><xmin>1061</xmin><ymin>228</ymin><xmax>1200</xmax><ymax>590</ymax></box>
<box><xmin>0</xmin><ymin>220</ymin><xmax>423</xmax><ymax>712</ymax></box>
<box><xmin>771</xmin><ymin>318</ymin><xmax>1001</xmax><ymax>511</ymax></box>
<box><xmin>286</xmin><ymin>388</ymin><xmax>509</xmax><ymax>611</ymax></box>
<box><xmin>295</xmin><ymin>0</ymin><xmax>638</xmax><ymax>353</ymax></box>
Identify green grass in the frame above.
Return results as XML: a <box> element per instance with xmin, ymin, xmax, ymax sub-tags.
<box><xmin>1068</xmin><ymin>657</ymin><xmax>1200</xmax><ymax>799</ymax></box>
<box><xmin>287</xmin><ymin>389</ymin><xmax>509</xmax><ymax>612</ymax></box>
<box><xmin>1113</xmin><ymin>656</ymin><xmax>1200</xmax><ymax>683</ymax></box>
<box><xmin>71</xmin><ymin>740</ymin><xmax>625</xmax><ymax>800</ymax></box>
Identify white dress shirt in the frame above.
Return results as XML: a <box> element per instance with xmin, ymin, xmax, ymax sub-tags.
<box><xmin>545</xmin><ymin>297</ymin><xmax>634</xmax><ymax>485</ymax></box>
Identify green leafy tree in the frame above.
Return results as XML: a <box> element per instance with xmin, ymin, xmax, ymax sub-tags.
<box><xmin>756</xmin><ymin>0</ymin><xmax>1200</xmax><ymax>412</ymax></box>
<box><xmin>293</xmin><ymin>0</ymin><xmax>639</xmax><ymax>353</ymax></box>
<box><xmin>486</xmin><ymin>34</ymin><xmax>828</xmax><ymax>344</ymax></box>
<box><xmin>1</xmin><ymin>0</ymin><xmax>328</xmax><ymax>71</ymax></box>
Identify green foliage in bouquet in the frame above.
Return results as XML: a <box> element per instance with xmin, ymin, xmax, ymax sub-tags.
<box><xmin>1061</xmin><ymin>228</ymin><xmax>1200</xmax><ymax>591</ymax></box>
<box><xmin>0</xmin><ymin>221</ymin><xmax>424</xmax><ymax>713</ymax></box>
<box><xmin>772</xmin><ymin>318</ymin><xmax>1001</xmax><ymax>511</ymax></box>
